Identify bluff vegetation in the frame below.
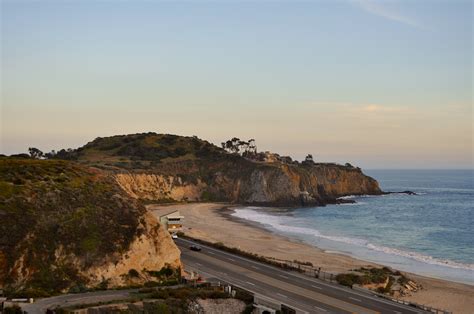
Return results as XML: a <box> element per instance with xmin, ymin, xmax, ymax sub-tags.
<box><xmin>1</xmin><ymin>132</ymin><xmax>382</xmax><ymax>294</ymax></box>
<box><xmin>55</xmin><ymin>132</ymin><xmax>382</xmax><ymax>206</ymax></box>
<box><xmin>0</xmin><ymin>158</ymin><xmax>181</xmax><ymax>296</ymax></box>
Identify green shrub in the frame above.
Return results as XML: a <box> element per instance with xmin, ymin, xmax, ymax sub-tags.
<box><xmin>3</xmin><ymin>305</ymin><xmax>22</xmax><ymax>314</ymax></box>
<box><xmin>146</xmin><ymin>265</ymin><xmax>178</xmax><ymax>280</ymax></box>
<box><xmin>68</xmin><ymin>283</ymin><xmax>87</xmax><ymax>294</ymax></box>
<box><xmin>151</xmin><ymin>290</ymin><xmax>169</xmax><ymax>299</ymax></box>
<box><xmin>144</xmin><ymin>281</ymin><xmax>159</xmax><ymax>287</ymax></box>
<box><xmin>335</xmin><ymin>273</ymin><xmax>361</xmax><ymax>287</ymax></box>
<box><xmin>146</xmin><ymin>303</ymin><xmax>170</xmax><ymax>314</ymax></box>
<box><xmin>97</xmin><ymin>279</ymin><xmax>109</xmax><ymax>290</ymax></box>
<box><xmin>128</xmin><ymin>269</ymin><xmax>140</xmax><ymax>278</ymax></box>
<box><xmin>162</xmin><ymin>279</ymin><xmax>179</xmax><ymax>286</ymax></box>
<box><xmin>169</xmin><ymin>288</ymin><xmax>191</xmax><ymax>299</ymax></box>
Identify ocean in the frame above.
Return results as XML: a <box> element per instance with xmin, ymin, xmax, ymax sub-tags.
<box><xmin>232</xmin><ymin>170</ymin><xmax>474</xmax><ymax>285</ymax></box>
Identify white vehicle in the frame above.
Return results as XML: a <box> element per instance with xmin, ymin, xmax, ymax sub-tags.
<box><xmin>171</xmin><ymin>233</ymin><xmax>178</xmax><ymax>239</ymax></box>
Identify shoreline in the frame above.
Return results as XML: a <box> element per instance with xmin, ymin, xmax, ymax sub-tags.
<box><xmin>219</xmin><ymin>205</ymin><xmax>381</xmax><ymax>264</ymax></box>
<box><xmin>149</xmin><ymin>202</ymin><xmax>474</xmax><ymax>313</ymax></box>
<box><xmin>227</xmin><ymin>205</ymin><xmax>474</xmax><ymax>285</ymax></box>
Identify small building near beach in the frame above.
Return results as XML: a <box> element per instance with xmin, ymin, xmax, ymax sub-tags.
<box><xmin>159</xmin><ymin>210</ymin><xmax>184</xmax><ymax>233</ymax></box>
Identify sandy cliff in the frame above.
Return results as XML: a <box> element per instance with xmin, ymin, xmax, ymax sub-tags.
<box><xmin>85</xmin><ymin>211</ymin><xmax>181</xmax><ymax>287</ymax></box>
<box><xmin>115</xmin><ymin>173</ymin><xmax>206</xmax><ymax>201</ymax></box>
<box><xmin>116</xmin><ymin>162</ymin><xmax>381</xmax><ymax>206</ymax></box>
<box><xmin>62</xmin><ymin>133</ymin><xmax>381</xmax><ymax>207</ymax></box>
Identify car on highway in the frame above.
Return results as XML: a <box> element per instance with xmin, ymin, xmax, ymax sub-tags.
<box><xmin>171</xmin><ymin>233</ymin><xmax>178</xmax><ymax>239</ymax></box>
<box><xmin>189</xmin><ymin>245</ymin><xmax>202</xmax><ymax>252</ymax></box>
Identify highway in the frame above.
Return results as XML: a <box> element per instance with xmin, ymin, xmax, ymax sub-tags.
<box><xmin>177</xmin><ymin>238</ymin><xmax>429</xmax><ymax>314</ymax></box>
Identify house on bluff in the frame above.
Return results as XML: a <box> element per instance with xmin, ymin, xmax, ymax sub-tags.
<box><xmin>159</xmin><ymin>210</ymin><xmax>184</xmax><ymax>233</ymax></box>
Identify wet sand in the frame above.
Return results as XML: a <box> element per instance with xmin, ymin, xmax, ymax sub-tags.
<box><xmin>149</xmin><ymin>203</ymin><xmax>474</xmax><ymax>314</ymax></box>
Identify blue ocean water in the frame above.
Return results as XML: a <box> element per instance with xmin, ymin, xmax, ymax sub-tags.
<box><xmin>232</xmin><ymin>170</ymin><xmax>474</xmax><ymax>285</ymax></box>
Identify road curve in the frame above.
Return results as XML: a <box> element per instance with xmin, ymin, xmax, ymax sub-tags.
<box><xmin>18</xmin><ymin>237</ymin><xmax>429</xmax><ymax>314</ymax></box>
<box><xmin>20</xmin><ymin>289</ymin><xmax>136</xmax><ymax>314</ymax></box>
<box><xmin>177</xmin><ymin>238</ymin><xmax>428</xmax><ymax>314</ymax></box>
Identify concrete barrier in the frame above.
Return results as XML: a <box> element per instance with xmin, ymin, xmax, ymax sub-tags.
<box><xmin>352</xmin><ymin>285</ymin><xmax>452</xmax><ymax>314</ymax></box>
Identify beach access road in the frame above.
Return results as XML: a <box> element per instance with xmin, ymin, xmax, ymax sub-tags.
<box><xmin>177</xmin><ymin>238</ymin><xmax>429</xmax><ymax>314</ymax></box>
<box><xmin>19</xmin><ymin>289</ymin><xmax>136</xmax><ymax>314</ymax></box>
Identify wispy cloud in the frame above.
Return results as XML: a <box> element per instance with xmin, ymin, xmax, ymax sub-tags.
<box><xmin>359</xmin><ymin>104</ymin><xmax>405</xmax><ymax>113</ymax></box>
<box><xmin>304</xmin><ymin>101</ymin><xmax>412</xmax><ymax>115</ymax></box>
<box><xmin>354</xmin><ymin>0</ymin><xmax>422</xmax><ymax>29</ymax></box>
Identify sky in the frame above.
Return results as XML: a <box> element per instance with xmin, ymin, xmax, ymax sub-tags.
<box><xmin>1</xmin><ymin>0</ymin><xmax>472</xmax><ymax>169</ymax></box>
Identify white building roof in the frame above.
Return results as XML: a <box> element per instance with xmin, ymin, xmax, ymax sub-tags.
<box><xmin>160</xmin><ymin>210</ymin><xmax>184</xmax><ymax>219</ymax></box>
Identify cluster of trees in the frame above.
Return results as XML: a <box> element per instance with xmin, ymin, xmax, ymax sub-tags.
<box><xmin>28</xmin><ymin>147</ymin><xmax>76</xmax><ymax>160</ymax></box>
<box><xmin>221</xmin><ymin>138</ymin><xmax>257</xmax><ymax>157</ymax></box>
<box><xmin>221</xmin><ymin>137</ymin><xmax>319</xmax><ymax>165</ymax></box>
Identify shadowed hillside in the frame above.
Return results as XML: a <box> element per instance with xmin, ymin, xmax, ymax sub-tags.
<box><xmin>0</xmin><ymin>158</ymin><xmax>181</xmax><ymax>295</ymax></box>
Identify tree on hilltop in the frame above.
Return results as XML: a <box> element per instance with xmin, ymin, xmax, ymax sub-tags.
<box><xmin>222</xmin><ymin>137</ymin><xmax>258</xmax><ymax>157</ymax></box>
<box><xmin>28</xmin><ymin>147</ymin><xmax>44</xmax><ymax>159</ymax></box>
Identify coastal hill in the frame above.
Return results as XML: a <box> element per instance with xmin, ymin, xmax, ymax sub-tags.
<box><xmin>55</xmin><ymin>132</ymin><xmax>382</xmax><ymax>206</ymax></box>
<box><xmin>0</xmin><ymin>158</ymin><xmax>181</xmax><ymax>295</ymax></box>
<box><xmin>1</xmin><ymin>132</ymin><xmax>380</xmax><ymax>294</ymax></box>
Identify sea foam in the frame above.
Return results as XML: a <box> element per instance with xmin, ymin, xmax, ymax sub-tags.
<box><xmin>232</xmin><ymin>207</ymin><xmax>474</xmax><ymax>272</ymax></box>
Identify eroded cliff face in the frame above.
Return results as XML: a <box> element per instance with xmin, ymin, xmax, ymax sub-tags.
<box><xmin>115</xmin><ymin>162</ymin><xmax>381</xmax><ymax>207</ymax></box>
<box><xmin>85</xmin><ymin>211</ymin><xmax>181</xmax><ymax>287</ymax></box>
<box><xmin>8</xmin><ymin>212</ymin><xmax>181</xmax><ymax>289</ymax></box>
<box><xmin>115</xmin><ymin>173</ymin><xmax>206</xmax><ymax>201</ymax></box>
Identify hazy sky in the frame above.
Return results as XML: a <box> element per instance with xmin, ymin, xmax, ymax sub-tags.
<box><xmin>1</xmin><ymin>0</ymin><xmax>472</xmax><ymax>169</ymax></box>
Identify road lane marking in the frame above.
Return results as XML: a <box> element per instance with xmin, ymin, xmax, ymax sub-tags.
<box><xmin>195</xmin><ymin>262</ymin><xmax>202</xmax><ymax>266</ymax></box>
<box><xmin>251</xmin><ymin>265</ymin><xmax>259</xmax><ymax>269</ymax></box>
<box><xmin>207</xmin><ymin>251</ymin><xmax>215</xmax><ymax>255</ymax></box>
<box><xmin>187</xmin><ymin>267</ymin><xmax>310</xmax><ymax>314</ymax></box>
<box><xmin>245</xmin><ymin>271</ymin><xmax>377</xmax><ymax>314</ymax></box>
<box><xmin>179</xmin><ymin>239</ymin><xmax>412</xmax><ymax>313</ymax></box>
<box><xmin>349</xmin><ymin>297</ymin><xmax>362</xmax><ymax>302</ymax></box>
<box><xmin>278</xmin><ymin>274</ymin><xmax>289</xmax><ymax>279</ymax></box>
<box><xmin>276</xmin><ymin>293</ymin><xmax>288</xmax><ymax>298</ymax></box>
<box><xmin>314</xmin><ymin>306</ymin><xmax>327</xmax><ymax>312</ymax></box>
<box><xmin>183</xmin><ymin>246</ymin><xmax>378</xmax><ymax>314</ymax></box>
<box><xmin>311</xmin><ymin>285</ymin><xmax>323</xmax><ymax>290</ymax></box>
<box><xmin>245</xmin><ymin>281</ymin><xmax>255</xmax><ymax>286</ymax></box>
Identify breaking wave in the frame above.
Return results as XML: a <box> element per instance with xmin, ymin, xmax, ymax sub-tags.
<box><xmin>232</xmin><ymin>208</ymin><xmax>474</xmax><ymax>272</ymax></box>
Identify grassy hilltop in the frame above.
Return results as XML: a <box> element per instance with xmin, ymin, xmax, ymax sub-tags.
<box><xmin>64</xmin><ymin>132</ymin><xmax>226</xmax><ymax>169</ymax></box>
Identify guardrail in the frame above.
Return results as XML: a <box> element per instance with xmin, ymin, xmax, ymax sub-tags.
<box><xmin>268</xmin><ymin>258</ymin><xmax>338</xmax><ymax>283</ymax></box>
<box><xmin>352</xmin><ymin>286</ymin><xmax>452</xmax><ymax>314</ymax></box>
<box><xmin>275</xmin><ymin>258</ymin><xmax>452</xmax><ymax>314</ymax></box>
<box><xmin>181</xmin><ymin>236</ymin><xmax>452</xmax><ymax>314</ymax></box>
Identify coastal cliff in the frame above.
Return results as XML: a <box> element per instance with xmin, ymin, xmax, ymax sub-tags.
<box><xmin>84</xmin><ymin>211</ymin><xmax>181</xmax><ymax>287</ymax></box>
<box><xmin>66</xmin><ymin>133</ymin><xmax>381</xmax><ymax>206</ymax></box>
<box><xmin>0</xmin><ymin>159</ymin><xmax>181</xmax><ymax>294</ymax></box>
<box><xmin>115</xmin><ymin>162</ymin><xmax>380</xmax><ymax>206</ymax></box>
<box><xmin>1</xmin><ymin>133</ymin><xmax>381</xmax><ymax>294</ymax></box>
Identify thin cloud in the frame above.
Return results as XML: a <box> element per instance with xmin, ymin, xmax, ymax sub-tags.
<box><xmin>354</xmin><ymin>0</ymin><xmax>422</xmax><ymax>29</ymax></box>
<box><xmin>303</xmin><ymin>101</ymin><xmax>411</xmax><ymax>115</ymax></box>
<box><xmin>360</xmin><ymin>104</ymin><xmax>404</xmax><ymax>113</ymax></box>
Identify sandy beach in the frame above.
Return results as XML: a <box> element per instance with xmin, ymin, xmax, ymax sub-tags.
<box><xmin>149</xmin><ymin>202</ymin><xmax>474</xmax><ymax>314</ymax></box>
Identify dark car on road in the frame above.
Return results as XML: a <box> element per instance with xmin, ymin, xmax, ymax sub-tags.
<box><xmin>189</xmin><ymin>245</ymin><xmax>202</xmax><ymax>252</ymax></box>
